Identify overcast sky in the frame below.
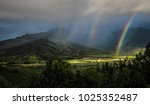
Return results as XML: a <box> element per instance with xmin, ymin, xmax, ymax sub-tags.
<box><xmin>0</xmin><ymin>0</ymin><xmax>149</xmax><ymax>21</ymax></box>
<box><xmin>0</xmin><ymin>0</ymin><xmax>150</xmax><ymax>40</ymax></box>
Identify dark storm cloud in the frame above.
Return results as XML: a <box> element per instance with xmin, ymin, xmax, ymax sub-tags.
<box><xmin>0</xmin><ymin>0</ymin><xmax>89</xmax><ymax>21</ymax></box>
<box><xmin>0</xmin><ymin>0</ymin><xmax>150</xmax><ymax>41</ymax></box>
<box><xmin>0</xmin><ymin>0</ymin><xmax>149</xmax><ymax>21</ymax></box>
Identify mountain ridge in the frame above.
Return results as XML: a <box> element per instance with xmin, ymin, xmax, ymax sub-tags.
<box><xmin>0</xmin><ymin>28</ymin><xmax>98</xmax><ymax>62</ymax></box>
<box><xmin>94</xmin><ymin>27</ymin><xmax>150</xmax><ymax>50</ymax></box>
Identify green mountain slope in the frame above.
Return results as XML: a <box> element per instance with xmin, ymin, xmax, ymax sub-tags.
<box><xmin>0</xmin><ymin>28</ymin><xmax>98</xmax><ymax>62</ymax></box>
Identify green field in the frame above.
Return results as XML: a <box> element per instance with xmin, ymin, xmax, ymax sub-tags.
<box><xmin>67</xmin><ymin>56</ymin><xmax>135</xmax><ymax>63</ymax></box>
<box><xmin>66</xmin><ymin>55</ymin><xmax>135</xmax><ymax>71</ymax></box>
<box><xmin>0</xmin><ymin>55</ymin><xmax>135</xmax><ymax>87</ymax></box>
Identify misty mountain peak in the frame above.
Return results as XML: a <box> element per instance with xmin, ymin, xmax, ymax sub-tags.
<box><xmin>46</xmin><ymin>27</ymin><xmax>70</xmax><ymax>40</ymax></box>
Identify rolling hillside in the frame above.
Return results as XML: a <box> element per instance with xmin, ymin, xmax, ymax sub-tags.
<box><xmin>0</xmin><ymin>28</ymin><xmax>98</xmax><ymax>62</ymax></box>
<box><xmin>99</xmin><ymin>28</ymin><xmax>150</xmax><ymax>50</ymax></box>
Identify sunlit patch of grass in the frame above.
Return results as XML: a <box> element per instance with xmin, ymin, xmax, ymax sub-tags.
<box><xmin>0</xmin><ymin>62</ymin><xmax>7</xmax><ymax>65</ymax></box>
<box><xmin>10</xmin><ymin>63</ymin><xmax>45</xmax><ymax>68</ymax></box>
<box><xmin>66</xmin><ymin>56</ymin><xmax>135</xmax><ymax>64</ymax></box>
<box><xmin>113</xmin><ymin>56</ymin><xmax>135</xmax><ymax>59</ymax></box>
<box><xmin>66</xmin><ymin>58</ymin><xmax>118</xmax><ymax>64</ymax></box>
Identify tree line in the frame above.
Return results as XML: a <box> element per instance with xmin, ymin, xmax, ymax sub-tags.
<box><xmin>28</xmin><ymin>42</ymin><xmax>150</xmax><ymax>88</ymax></box>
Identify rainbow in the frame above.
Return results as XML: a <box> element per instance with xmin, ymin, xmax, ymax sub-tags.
<box><xmin>116</xmin><ymin>16</ymin><xmax>135</xmax><ymax>55</ymax></box>
<box><xmin>88</xmin><ymin>13</ymin><xmax>101</xmax><ymax>46</ymax></box>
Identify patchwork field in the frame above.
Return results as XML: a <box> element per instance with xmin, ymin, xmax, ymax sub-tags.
<box><xmin>0</xmin><ymin>55</ymin><xmax>136</xmax><ymax>87</ymax></box>
<box><xmin>66</xmin><ymin>55</ymin><xmax>135</xmax><ymax>71</ymax></box>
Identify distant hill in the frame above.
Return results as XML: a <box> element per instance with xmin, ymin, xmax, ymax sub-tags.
<box><xmin>125</xmin><ymin>28</ymin><xmax>150</xmax><ymax>47</ymax></box>
<box><xmin>0</xmin><ymin>28</ymin><xmax>98</xmax><ymax>62</ymax></box>
<box><xmin>0</xmin><ymin>28</ymin><xmax>70</xmax><ymax>51</ymax></box>
<box><xmin>97</xmin><ymin>28</ymin><xmax>150</xmax><ymax>50</ymax></box>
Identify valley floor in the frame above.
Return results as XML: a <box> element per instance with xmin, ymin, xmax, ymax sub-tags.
<box><xmin>0</xmin><ymin>55</ymin><xmax>135</xmax><ymax>87</ymax></box>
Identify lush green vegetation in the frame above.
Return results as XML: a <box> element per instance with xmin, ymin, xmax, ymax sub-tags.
<box><xmin>0</xmin><ymin>63</ymin><xmax>43</xmax><ymax>87</ymax></box>
<box><xmin>0</xmin><ymin>43</ymin><xmax>150</xmax><ymax>88</ymax></box>
<box><xmin>67</xmin><ymin>55</ymin><xmax>135</xmax><ymax>64</ymax></box>
<box><xmin>27</xmin><ymin>42</ymin><xmax>150</xmax><ymax>88</ymax></box>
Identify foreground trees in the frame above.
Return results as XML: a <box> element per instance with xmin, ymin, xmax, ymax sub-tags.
<box><xmin>29</xmin><ymin>42</ymin><xmax>150</xmax><ymax>88</ymax></box>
